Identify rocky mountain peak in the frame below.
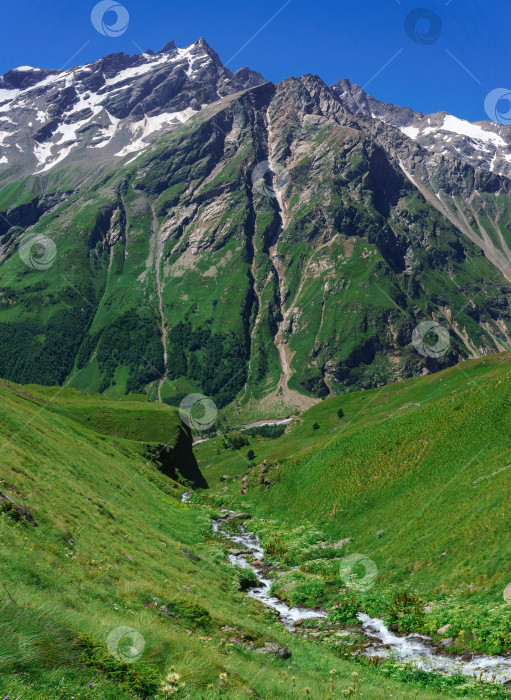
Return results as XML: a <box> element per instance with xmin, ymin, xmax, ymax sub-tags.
<box><xmin>0</xmin><ymin>38</ymin><xmax>266</xmax><ymax>181</ymax></box>
<box><xmin>158</xmin><ymin>40</ymin><xmax>177</xmax><ymax>54</ymax></box>
<box><xmin>332</xmin><ymin>79</ymin><xmax>511</xmax><ymax>179</ymax></box>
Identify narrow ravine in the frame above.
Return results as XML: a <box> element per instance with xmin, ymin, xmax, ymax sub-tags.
<box><xmin>265</xmin><ymin>109</ymin><xmax>319</xmax><ymax>412</ymax></box>
<box><xmin>151</xmin><ymin>204</ymin><xmax>168</xmax><ymax>403</ymax></box>
<box><xmin>182</xmin><ymin>493</ymin><xmax>511</xmax><ymax>686</ymax></box>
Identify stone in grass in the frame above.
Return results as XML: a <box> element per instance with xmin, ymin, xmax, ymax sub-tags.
<box><xmin>227</xmin><ymin>513</ymin><xmax>252</xmax><ymax>521</ymax></box>
<box><xmin>256</xmin><ymin>642</ymin><xmax>291</xmax><ymax>659</ymax></box>
<box><xmin>437</xmin><ymin>624</ymin><xmax>451</xmax><ymax>636</ymax></box>
<box><xmin>504</xmin><ymin>583</ymin><xmax>511</xmax><ymax>603</ymax></box>
<box><xmin>439</xmin><ymin>638</ymin><xmax>454</xmax><ymax>647</ymax></box>
<box><xmin>181</xmin><ymin>548</ymin><xmax>200</xmax><ymax>561</ymax></box>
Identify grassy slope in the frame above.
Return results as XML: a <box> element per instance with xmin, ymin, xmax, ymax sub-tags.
<box><xmin>0</xmin><ymin>379</ymin><xmax>443</xmax><ymax>699</ymax></box>
<box><xmin>201</xmin><ymin>352</ymin><xmax>511</xmax><ymax>598</ymax></box>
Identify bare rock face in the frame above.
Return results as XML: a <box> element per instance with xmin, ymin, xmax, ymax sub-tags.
<box><xmin>333</xmin><ymin>78</ymin><xmax>511</xmax><ymax>180</ymax></box>
<box><xmin>504</xmin><ymin>583</ymin><xmax>511</xmax><ymax>603</ymax></box>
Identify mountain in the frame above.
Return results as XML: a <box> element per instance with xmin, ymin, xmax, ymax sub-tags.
<box><xmin>1</xmin><ymin>39</ymin><xmax>511</xmax><ymax>420</ymax></box>
<box><xmin>333</xmin><ymin>78</ymin><xmax>511</xmax><ymax>180</ymax></box>
<box><xmin>0</xmin><ymin>38</ymin><xmax>264</xmax><ymax>181</ymax></box>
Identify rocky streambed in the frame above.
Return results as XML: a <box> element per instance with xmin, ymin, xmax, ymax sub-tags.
<box><xmin>213</xmin><ymin>513</ymin><xmax>327</xmax><ymax>630</ymax></box>
<box><xmin>207</xmin><ymin>505</ymin><xmax>511</xmax><ymax>685</ymax></box>
<box><xmin>180</xmin><ymin>494</ymin><xmax>511</xmax><ymax>685</ymax></box>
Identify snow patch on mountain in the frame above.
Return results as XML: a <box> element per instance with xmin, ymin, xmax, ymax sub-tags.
<box><xmin>441</xmin><ymin>115</ymin><xmax>506</xmax><ymax>147</ymax></box>
<box><xmin>115</xmin><ymin>108</ymin><xmax>198</xmax><ymax>157</ymax></box>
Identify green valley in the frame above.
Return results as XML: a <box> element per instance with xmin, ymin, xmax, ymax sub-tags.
<box><xmin>0</xmin><ymin>377</ymin><xmax>456</xmax><ymax>700</ymax></box>
<box><xmin>1</xmin><ymin>354</ymin><xmax>510</xmax><ymax>698</ymax></box>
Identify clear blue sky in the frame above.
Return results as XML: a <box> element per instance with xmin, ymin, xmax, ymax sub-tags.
<box><xmin>1</xmin><ymin>0</ymin><xmax>509</xmax><ymax>122</ymax></box>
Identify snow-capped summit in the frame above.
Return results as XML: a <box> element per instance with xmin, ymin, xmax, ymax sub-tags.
<box><xmin>0</xmin><ymin>38</ymin><xmax>265</xmax><ymax>178</ymax></box>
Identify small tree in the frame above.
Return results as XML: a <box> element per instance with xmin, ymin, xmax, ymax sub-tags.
<box><xmin>312</xmin><ymin>422</ymin><xmax>320</xmax><ymax>430</ymax></box>
<box><xmin>247</xmin><ymin>449</ymin><xmax>255</xmax><ymax>461</ymax></box>
<box><xmin>225</xmin><ymin>431</ymin><xmax>249</xmax><ymax>450</ymax></box>
<box><xmin>337</xmin><ymin>407</ymin><xmax>344</xmax><ymax>419</ymax></box>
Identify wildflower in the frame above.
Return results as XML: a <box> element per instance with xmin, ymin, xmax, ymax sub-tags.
<box><xmin>219</xmin><ymin>672</ymin><xmax>228</xmax><ymax>686</ymax></box>
<box><xmin>165</xmin><ymin>672</ymin><xmax>181</xmax><ymax>684</ymax></box>
<box><xmin>329</xmin><ymin>669</ymin><xmax>337</xmax><ymax>674</ymax></box>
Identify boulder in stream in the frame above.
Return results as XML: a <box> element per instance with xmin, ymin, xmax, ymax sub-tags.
<box><xmin>439</xmin><ymin>638</ymin><xmax>454</xmax><ymax>647</ymax></box>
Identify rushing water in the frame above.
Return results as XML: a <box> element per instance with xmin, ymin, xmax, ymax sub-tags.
<box><xmin>211</xmin><ymin>518</ymin><xmax>327</xmax><ymax>629</ymax></box>
<box><xmin>182</xmin><ymin>494</ymin><xmax>511</xmax><ymax>685</ymax></box>
<box><xmin>359</xmin><ymin>613</ymin><xmax>511</xmax><ymax>684</ymax></box>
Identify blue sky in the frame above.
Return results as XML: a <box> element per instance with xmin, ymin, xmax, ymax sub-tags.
<box><xmin>1</xmin><ymin>0</ymin><xmax>509</xmax><ymax>122</ymax></box>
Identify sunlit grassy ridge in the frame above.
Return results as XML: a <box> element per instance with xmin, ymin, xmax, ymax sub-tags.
<box><xmin>208</xmin><ymin>353</ymin><xmax>511</xmax><ymax>594</ymax></box>
<box><xmin>0</xmin><ymin>379</ymin><xmax>447</xmax><ymax>699</ymax></box>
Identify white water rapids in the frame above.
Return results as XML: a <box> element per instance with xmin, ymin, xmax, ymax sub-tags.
<box><xmin>358</xmin><ymin>613</ymin><xmax>511</xmax><ymax>684</ymax></box>
<box><xmin>181</xmin><ymin>495</ymin><xmax>511</xmax><ymax>685</ymax></box>
<box><xmin>211</xmin><ymin>518</ymin><xmax>327</xmax><ymax>629</ymax></box>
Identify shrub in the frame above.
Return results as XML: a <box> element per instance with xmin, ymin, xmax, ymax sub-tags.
<box><xmin>236</xmin><ymin>568</ymin><xmax>259</xmax><ymax>591</ymax></box>
<box><xmin>224</xmin><ymin>431</ymin><xmax>249</xmax><ymax>450</ymax></box>
<box><xmin>243</xmin><ymin>424</ymin><xmax>286</xmax><ymax>439</ymax></box>
<box><xmin>78</xmin><ymin>633</ymin><xmax>159</xmax><ymax>697</ymax></box>
<box><xmin>329</xmin><ymin>596</ymin><xmax>361</xmax><ymax>625</ymax></box>
<box><xmin>161</xmin><ymin>597</ymin><xmax>212</xmax><ymax>629</ymax></box>
<box><xmin>0</xmin><ymin>501</ymin><xmax>23</xmax><ymax>523</ymax></box>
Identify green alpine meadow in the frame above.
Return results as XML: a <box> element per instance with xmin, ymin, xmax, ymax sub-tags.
<box><xmin>1</xmin><ymin>14</ymin><xmax>511</xmax><ymax>700</ymax></box>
